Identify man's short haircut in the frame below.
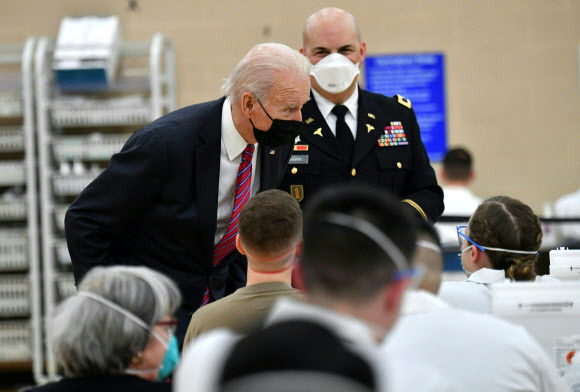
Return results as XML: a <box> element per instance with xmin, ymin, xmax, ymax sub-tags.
<box><xmin>222</xmin><ymin>43</ymin><xmax>310</xmax><ymax>104</ymax></box>
<box><xmin>443</xmin><ymin>147</ymin><xmax>473</xmax><ymax>181</ymax></box>
<box><xmin>238</xmin><ymin>189</ymin><xmax>302</xmax><ymax>255</ymax></box>
<box><xmin>302</xmin><ymin>184</ymin><xmax>416</xmax><ymax>302</ymax></box>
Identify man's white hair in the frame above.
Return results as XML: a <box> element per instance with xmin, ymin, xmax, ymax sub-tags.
<box><xmin>222</xmin><ymin>43</ymin><xmax>310</xmax><ymax>104</ymax></box>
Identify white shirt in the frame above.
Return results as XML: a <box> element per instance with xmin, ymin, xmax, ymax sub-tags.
<box><xmin>383</xmin><ymin>290</ymin><xmax>571</xmax><ymax>392</ymax></box>
<box><xmin>176</xmin><ymin>298</ymin><xmax>456</xmax><ymax>392</ymax></box>
<box><xmin>266</xmin><ymin>299</ymin><xmax>456</xmax><ymax>392</ymax></box>
<box><xmin>439</xmin><ymin>268</ymin><xmax>561</xmax><ymax>313</ymax></box>
<box><xmin>214</xmin><ymin>98</ymin><xmax>260</xmax><ymax>245</ymax></box>
<box><xmin>311</xmin><ymin>87</ymin><xmax>359</xmax><ymax>140</ymax></box>
<box><xmin>435</xmin><ymin>185</ymin><xmax>482</xmax><ymax>247</ymax></box>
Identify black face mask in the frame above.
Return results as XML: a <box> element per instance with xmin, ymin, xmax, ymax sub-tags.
<box><xmin>249</xmin><ymin>99</ymin><xmax>303</xmax><ymax>148</ymax></box>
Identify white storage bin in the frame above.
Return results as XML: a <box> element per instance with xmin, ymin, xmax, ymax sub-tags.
<box><xmin>55</xmin><ymin>241</ymin><xmax>71</xmax><ymax>265</ymax></box>
<box><xmin>0</xmin><ymin>275</ymin><xmax>30</xmax><ymax>316</ymax></box>
<box><xmin>56</xmin><ymin>273</ymin><xmax>76</xmax><ymax>300</ymax></box>
<box><xmin>0</xmin><ymin>229</ymin><xmax>28</xmax><ymax>271</ymax></box>
<box><xmin>53</xmin><ymin>133</ymin><xmax>131</xmax><ymax>161</ymax></box>
<box><xmin>0</xmin><ymin>320</ymin><xmax>31</xmax><ymax>362</ymax></box>
<box><xmin>0</xmin><ymin>126</ymin><xmax>24</xmax><ymax>151</ymax></box>
<box><xmin>53</xmin><ymin>205</ymin><xmax>68</xmax><ymax>232</ymax></box>
<box><xmin>52</xmin><ymin>173</ymin><xmax>99</xmax><ymax>196</ymax></box>
<box><xmin>0</xmin><ymin>199</ymin><xmax>26</xmax><ymax>221</ymax></box>
<box><xmin>51</xmin><ymin>98</ymin><xmax>151</xmax><ymax>127</ymax></box>
<box><xmin>0</xmin><ymin>161</ymin><xmax>25</xmax><ymax>186</ymax></box>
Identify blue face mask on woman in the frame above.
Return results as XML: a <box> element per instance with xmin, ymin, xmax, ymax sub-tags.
<box><xmin>156</xmin><ymin>334</ymin><xmax>179</xmax><ymax>381</ymax></box>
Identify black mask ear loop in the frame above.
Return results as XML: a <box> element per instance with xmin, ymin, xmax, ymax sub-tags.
<box><xmin>249</xmin><ymin>96</ymin><xmax>273</xmax><ymax>129</ymax></box>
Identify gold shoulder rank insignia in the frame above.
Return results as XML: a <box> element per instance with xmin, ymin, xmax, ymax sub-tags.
<box><xmin>367</xmin><ymin>113</ymin><xmax>375</xmax><ymax>119</ymax></box>
<box><xmin>396</xmin><ymin>94</ymin><xmax>412</xmax><ymax>109</ymax></box>
<box><xmin>305</xmin><ymin>118</ymin><xmax>314</xmax><ymax>124</ymax></box>
<box><xmin>313</xmin><ymin>128</ymin><xmax>323</xmax><ymax>137</ymax></box>
<box><xmin>366</xmin><ymin>124</ymin><xmax>374</xmax><ymax>133</ymax></box>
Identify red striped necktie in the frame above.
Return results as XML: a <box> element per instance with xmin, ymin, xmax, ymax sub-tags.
<box><xmin>201</xmin><ymin>144</ymin><xmax>255</xmax><ymax>306</ymax></box>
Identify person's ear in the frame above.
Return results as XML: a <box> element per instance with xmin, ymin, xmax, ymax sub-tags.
<box><xmin>299</xmin><ymin>47</ymin><xmax>306</xmax><ymax>56</ymax></box>
<box><xmin>292</xmin><ymin>262</ymin><xmax>305</xmax><ymax>291</ymax></box>
<box><xmin>359</xmin><ymin>41</ymin><xmax>367</xmax><ymax>63</ymax></box>
<box><xmin>241</xmin><ymin>92</ymin><xmax>256</xmax><ymax>118</ymax></box>
<box><xmin>468</xmin><ymin>170</ymin><xmax>476</xmax><ymax>183</ymax></box>
<box><xmin>235</xmin><ymin>235</ymin><xmax>246</xmax><ymax>255</ymax></box>
<box><xmin>470</xmin><ymin>245</ymin><xmax>485</xmax><ymax>266</ymax></box>
<box><xmin>383</xmin><ymin>279</ymin><xmax>408</xmax><ymax>314</ymax></box>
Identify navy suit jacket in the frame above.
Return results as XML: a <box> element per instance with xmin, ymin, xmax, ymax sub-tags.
<box><xmin>279</xmin><ymin>89</ymin><xmax>444</xmax><ymax>222</ymax></box>
<box><xmin>65</xmin><ymin>97</ymin><xmax>293</xmax><ymax>311</ymax></box>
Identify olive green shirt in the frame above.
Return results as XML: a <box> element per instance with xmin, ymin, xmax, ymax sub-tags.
<box><xmin>183</xmin><ymin>281</ymin><xmax>301</xmax><ymax>347</ymax></box>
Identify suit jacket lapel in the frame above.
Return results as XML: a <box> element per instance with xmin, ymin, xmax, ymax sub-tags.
<box><xmin>300</xmin><ymin>95</ymin><xmax>348</xmax><ymax>164</ymax></box>
<box><xmin>352</xmin><ymin>90</ymin><xmax>380</xmax><ymax>167</ymax></box>
<box><xmin>195</xmin><ymin>97</ymin><xmax>225</xmax><ymax>262</ymax></box>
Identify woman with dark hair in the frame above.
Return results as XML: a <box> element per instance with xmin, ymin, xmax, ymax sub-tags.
<box><xmin>438</xmin><ymin>196</ymin><xmax>555</xmax><ymax>313</ymax></box>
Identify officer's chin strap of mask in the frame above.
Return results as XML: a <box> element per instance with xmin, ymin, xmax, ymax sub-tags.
<box><xmin>77</xmin><ymin>291</ymin><xmax>178</xmax><ymax>380</ymax></box>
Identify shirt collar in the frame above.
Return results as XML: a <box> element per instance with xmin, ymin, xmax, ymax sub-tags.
<box><xmin>266</xmin><ymin>298</ymin><xmax>377</xmax><ymax>347</ymax></box>
<box><xmin>222</xmin><ymin>98</ymin><xmax>255</xmax><ymax>161</ymax></box>
<box><xmin>467</xmin><ymin>268</ymin><xmax>507</xmax><ymax>284</ymax></box>
<box><xmin>311</xmin><ymin>87</ymin><xmax>359</xmax><ymax>121</ymax></box>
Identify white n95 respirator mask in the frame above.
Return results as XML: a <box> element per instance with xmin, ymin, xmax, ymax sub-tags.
<box><xmin>310</xmin><ymin>53</ymin><xmax>360</xmax><ymax>94</ymax></box>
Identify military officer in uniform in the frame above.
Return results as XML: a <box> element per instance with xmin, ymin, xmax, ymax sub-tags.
<box><xmin>279</xmin><ymin>7</ymin><xmax>444</xmax><ymax>222</ymax></box>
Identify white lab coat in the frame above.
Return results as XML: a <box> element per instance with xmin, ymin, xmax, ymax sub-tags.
<box><xmin>436</xmin><ymin>186</ymin><xmax>482</xmax><ymax>247</ymax></box>
<box><xmin>439</xmin><ymin>268</ymin><xmax>561</xmax><ymax>313</ymax></box>
<box><xmin>175</xmin><ymin>298</ymin><xmax>456</xmax><ymax>392</ymax></box>
<box><xmin>383</xmin><ymin>290</ymin><xmax>571</xmax><ymax>392</ymax></box>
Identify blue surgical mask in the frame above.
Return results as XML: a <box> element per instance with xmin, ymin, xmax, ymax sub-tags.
<box><xmin>157</xmin><ymin>334</ymin><xmax>179</xmax><ymax>381</ymax></box>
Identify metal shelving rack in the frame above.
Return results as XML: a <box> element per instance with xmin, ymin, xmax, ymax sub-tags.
<box><xmin>0</xmin><ymin>38</ymin><xmax>43</xmax><ymax>382</ymax></box>
<box><xmin>34</xmin><ymin>33</ymin><xmax>176</xmax><ymax>381</ymax></box>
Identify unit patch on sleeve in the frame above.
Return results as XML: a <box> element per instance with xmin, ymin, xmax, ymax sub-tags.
<box><xmin>378</xmin><ymin>121</ymin><xmax>409</xmax><ymax>147</ymax></box>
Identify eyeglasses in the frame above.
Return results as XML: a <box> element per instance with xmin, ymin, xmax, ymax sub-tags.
<box><xmin>155</xmin><ymin>318</ymin><xmax>178</xmax><ymax>335</ymax></box>
<box><xmin>456</xmin><ymin>225</ymin><xmax>539</xmax><ymax>259</ymax></box>
<box><xmin>456</xmin><ymin>225</ymin><xmax>485</xmax><ymax>258</ymax></box>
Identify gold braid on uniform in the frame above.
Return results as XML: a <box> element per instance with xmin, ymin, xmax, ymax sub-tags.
<box><xmin>401</xmin><ymin>199</ymin><xmax>427</xmax><ymax>221</ymax></box>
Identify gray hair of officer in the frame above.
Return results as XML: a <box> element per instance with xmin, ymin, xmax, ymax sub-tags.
<box><xmin>222</xmin><ymin>42</ymin><xmax>311</xmax><ymax>104</ymax></box>
<box><xmin>50</xmin><ymin>266</ymin><xmax>181</xmax><ymax>377</ymax></box>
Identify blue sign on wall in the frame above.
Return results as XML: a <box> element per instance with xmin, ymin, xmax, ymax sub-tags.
<box><xmin>365</xmin><ymin>53</ymin><xmax>447</xmax><ymax>162</ymax></box>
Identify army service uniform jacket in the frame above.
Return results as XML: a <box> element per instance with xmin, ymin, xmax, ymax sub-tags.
<box><xmin>278</xmin><ymin>89</ymin><xmax>444</xmax><ymax>222</ymax></box>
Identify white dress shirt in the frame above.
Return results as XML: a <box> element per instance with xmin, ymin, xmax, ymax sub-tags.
<box><xmin>435</xmin><ymin>185</ymin><xmax>482</xmax><ymax>247</ymax></box>
<box><xmin>214</xmin><ymin>98</ymin><xmax>260</xmax><ymax>245</ymax></box>
<box><xmin>311</xmin><ymin>87</ymin><xmax>359</xmax><ymax>140</ymax></box>
<box><xmin>384</xmin><ymin>290</ymin><xmax>571</xmax><ymax>392</ymax></box>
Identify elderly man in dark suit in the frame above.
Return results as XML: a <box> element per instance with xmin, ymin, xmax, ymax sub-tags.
<box><xmin>65</xmin><ymin>43</ymin><xmax>311</xmax><ymax>344</ymax></box>
<box><xmin>279</xmin><ymin>7</ymin><xmax>444</xmax><ymax>222</ymax></box>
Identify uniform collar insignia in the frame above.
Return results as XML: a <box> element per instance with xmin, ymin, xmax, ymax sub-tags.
<box><xmin>366</xmin><ymin>124</ymin><xmax>375</xmax><ymax>133</ymax></box>
<box><xmin>367</xmin><ymin>113</ymin><xmax>375</xmax><ymax>119</ymax></box>
<box><xmin>313</xmin><ymin>128</ymin><xmax>323</xmax><ymax>137</ymax></box>
<box><xmin>305</xmin><ymin>118</ymin><xmax>314</xmax><ymax>124</ymax></box>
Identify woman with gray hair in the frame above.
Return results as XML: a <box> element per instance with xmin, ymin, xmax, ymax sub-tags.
<box><xmin>28</xmin><ymin>266</ymin><xmax>181</xmax><ymax>391</ymax></box>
